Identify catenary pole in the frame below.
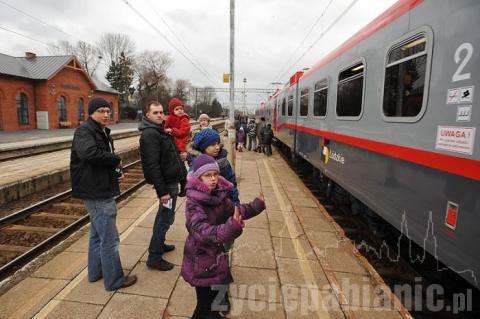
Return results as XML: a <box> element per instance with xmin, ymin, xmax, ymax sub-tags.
<box><xmin>227</xmin><ymin>0</ymin><xmax>236</xmax><ymax>168</ymax></box>
<box><xmin>229</xmin><ymin>0</ymin><xmax>235</xmax><ymax>123</ymax></box>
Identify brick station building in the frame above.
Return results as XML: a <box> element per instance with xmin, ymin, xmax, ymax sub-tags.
<box><xmin>0</xmin><ymin>52</ymin><xmax>119</xmax><ymax>131</ymax></box>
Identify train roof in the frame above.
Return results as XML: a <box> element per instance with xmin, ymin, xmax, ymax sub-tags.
<box><xmin>266</xmin><ymin>0</ymin><xmax>423</xmax><ymax>102</ymax></box>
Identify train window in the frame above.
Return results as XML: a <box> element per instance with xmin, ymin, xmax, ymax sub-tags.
<box><xmin>313</xmin><ymin>81</ymin><xmax>328</xmax><ymax>117</ymax></box>
<box><xmin>336</xmin><ymin>61</ymin><xmax>364</xmax><ymax>118</ymax></box>
<box><xmin>287</xmin><ymin>94</ymin><xmax>293</xmax><ymax>116</ymax></box>
<box><xmin>281</xmin><ymin>98</ymin><xmax>286</xmax><ymax>116</ymax></box>
<box><xmin>299</xmin><ymin>88</ymin><xmax>309</xmax><ymax>116</ymax></box>
<box><xmin>383</xmin><ymin>34</ymin><xmax>428</xmax><ymax>118</ymax></box>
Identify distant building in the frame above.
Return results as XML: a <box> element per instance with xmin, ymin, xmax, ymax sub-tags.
<box><xmin>0</xmin><ymin>52</ymin><xmax>119</xmax><ymax>131</ymax></box>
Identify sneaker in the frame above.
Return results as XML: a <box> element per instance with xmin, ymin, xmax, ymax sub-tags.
<box><xmin>147</xmin><ymin>258</ymin><xmax>174</xmax><ymax>271</ymax></box>
<box><xmin>163</xmin><ymin>243</ymin><xmax>176</xmax><ymax>252</ymax></box>
<box><xmin>119</xmin><ymin>275</ymin><xmax>137</xmax><ymax>289</ymax></box>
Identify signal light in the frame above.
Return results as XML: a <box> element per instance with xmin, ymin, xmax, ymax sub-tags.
<box><xmin>445</xmin><ymin>202</ymin><xmax>459</xmax><ymax>230</ymax></box>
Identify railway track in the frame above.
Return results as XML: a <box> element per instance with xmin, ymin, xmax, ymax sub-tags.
<box><xmin>0</xmin><ymin>160</ymin><xmax>145</xmax><ymax>279</ymax></box>
<box><xmin>276</xmin><ymin>144</ymin><xmax>478</xmax><ymax>319</ymax></box>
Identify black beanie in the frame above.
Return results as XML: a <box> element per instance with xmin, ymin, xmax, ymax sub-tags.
<box><xmin>88</xmin><ymin>97</ymin><xmax>110</xmax><ymax>115</ymax></box>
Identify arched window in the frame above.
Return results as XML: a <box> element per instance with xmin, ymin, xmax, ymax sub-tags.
<box><xmin>16</xmin><ymin>92</ymin><xmax>29</xmax><ymax>125</ymax></box>
<box><xmin>77</xmin><ymin>97</ymin><xmax>84</xmax><ymax>122</ymax></box>
<box><xmin>58</xmin><ymin>96</ymin><xmax>67</xmax><ymax>122</ymax></box>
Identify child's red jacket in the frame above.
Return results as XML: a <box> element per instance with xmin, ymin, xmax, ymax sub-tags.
<box><xmin>165</xmin><ymin>114</ymin><xmax>190</xmax><ymax>152</ymax></box>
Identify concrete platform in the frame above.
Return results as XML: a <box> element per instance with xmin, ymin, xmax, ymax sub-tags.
<box><xmin>0</xmin><ymin>123</ymin><xmax>140</xmax><ymax>162</ymax></box>
<box><xmin>0</xmin><ymin>149</ymin><xmax>410</xmax><ymax>318</ymax></box>
<box><xmin>0</xmin><ymin>136</ymin><xmax>140</xmax><ymax>205</ymax></box>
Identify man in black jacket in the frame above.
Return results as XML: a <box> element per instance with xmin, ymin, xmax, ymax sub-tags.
<box><xmin>139</xmin><ymin>101</ymin><xmax>187</xmax><ymax>271</ymax></box>
<box><xmin>70</xmin><ymin>97</ymin><xmax>137</xmax><ymax>291</ymax></box>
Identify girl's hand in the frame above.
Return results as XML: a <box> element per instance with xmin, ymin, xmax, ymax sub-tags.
<box><xmin>165</xmin><ymin>128</ymin><xmax>172</xmax><ymax>134</ymax></box>
<box><xmin>233</xmin><ymin>206</ymin><xmax>243</xmax><ymax>226</ymax></box>
<box><xmin>257</xmin><ymin>191</ymin><xmax>265</xmax><ymax>202</ymax></box>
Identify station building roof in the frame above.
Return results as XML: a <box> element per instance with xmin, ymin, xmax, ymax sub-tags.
<box><xmin>0</xmin><ymin>52</ymin><xmax>118</xmax><ymax>94</ymax></box>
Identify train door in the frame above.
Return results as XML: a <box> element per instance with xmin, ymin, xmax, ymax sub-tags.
<box><xmin>273</xmin><ymin>98</ymin><xmax>278</xmax><ymax>132</ymax></box>
<box><xmin>293</xmin><ymin>81</ymin><xmax>300</xmax><ymax>156</ymax></box>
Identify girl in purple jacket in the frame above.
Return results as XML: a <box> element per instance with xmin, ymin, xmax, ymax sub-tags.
<box><xmin>181</xmin><ymin>154</ymin><xmax>265</xmax><ymax>318</ymax></box>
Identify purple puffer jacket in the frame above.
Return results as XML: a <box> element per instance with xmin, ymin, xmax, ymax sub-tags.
<box><xmin>181</xmin><ymin>173</ymin><xmax>265</xmax><ymax>287</ymax></box>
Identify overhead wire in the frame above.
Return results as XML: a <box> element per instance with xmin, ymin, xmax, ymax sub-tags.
<box><xmin>273</xmin><ymin>0</ymin><xmax>360</xmax><ymax>83</ymax></box>
<box><xmin>144</xmin><ymin>0</ymin><xmax>214</xmax><ymax>81</ymax></box>
<box><xmin>0</xmin><ymin>0</ymin><xmax>74</xmax><ymax>39</ymax></box>
<box><xmin>122</xmin><ymin>0</ymin><xmax>220</xmax><ymax>88</ymax></box>
<box><xmin>270</xmin><ymin>0</ymin><xmax>334</xmax><ymax>85</ymax></box>
<box><xmin>0</xmin><ymin>25</ymin><xmax>60</xmax><ymax>49</ymax></box>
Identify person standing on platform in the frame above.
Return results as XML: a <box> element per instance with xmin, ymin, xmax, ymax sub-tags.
<box><xmin>236</xmin><ymin>126</ymin><xmax>246</xmax><ymax>152</ymax></box>
<box><xmin>256</xmin><ymin>117</ymin><xmax>266</xmax><ymax>153</ymax></box>
<box><xmin>246</xmin><ymin>119</ymin><xmax>257</xmax><ymax>151</ymax></box>
<box><xmin>70</xmin><ymin>97</ymin><xmax>137</xmax><ymax>291</ymax></box>
<box><xmin>262</xmin><ymin>123</ymin><xmax>274</xmax><ymax>156</ymax></box>
<box><xmin>191</xmin><ymin>128</ymin><xmax>239</xmax><ymax>203</ymax></box>
<box><xmin>186</xmin><ymin>113</ymin><xmax>215</xmax><ymax>165</ymax></box>
<box><xmin>181</xmin><ymin>154</ymin><xmax>266</xmax><ymax>318</ymax></box>
<box><xmin>139</xmin><ymin>101</ymin><xmax>187</xmax><ymax>271</ymax></box>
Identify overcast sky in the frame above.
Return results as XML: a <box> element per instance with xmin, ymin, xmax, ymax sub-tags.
<box><xmin>0</xmin><ymin>0</ymin><xmax>398</xmax><ymax>109</ymax></box>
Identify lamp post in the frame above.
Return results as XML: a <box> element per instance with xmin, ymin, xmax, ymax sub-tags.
<box><xmin>243</xmin><ymin>78</ymin><xmax>246</xmax><ymax>116</ymax></box>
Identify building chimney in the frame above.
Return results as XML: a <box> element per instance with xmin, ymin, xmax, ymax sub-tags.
<box><xmin>25</xmin><ymin>52</ymin><xmax>36</xmax><ymax>60</ymax></box>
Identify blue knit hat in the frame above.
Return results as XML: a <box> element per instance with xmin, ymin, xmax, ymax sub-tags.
<box><xmin>193</xmin><ymin>128</ymin><xmax>220</xmax><ymax>152</ymax></box>
<box><xmin>192</xmin><ymin>154</ymin><xmax>219</xmax><ymax>178</ymax></box>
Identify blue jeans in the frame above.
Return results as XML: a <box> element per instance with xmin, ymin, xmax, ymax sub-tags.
<box><xmin>148</xmin><ymin>183</ymin><xmax>179</xmax><ymax>263</ymax></box>
<box><xmin>84</xmin><ymin>198</ymin><xmax>124</xmax><ymax>291</ymax></box>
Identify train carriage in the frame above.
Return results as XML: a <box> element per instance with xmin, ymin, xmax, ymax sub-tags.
<box><xmin>261</xmin><ymin>0</ymin><xmax>480</xmax><ymax>287</ymax></box>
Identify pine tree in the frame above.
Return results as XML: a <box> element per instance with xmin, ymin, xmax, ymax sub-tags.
<box><xmin>105</xmin><ymin>52</ymin><xmax>134</xmax><ymax>106</ymax></box>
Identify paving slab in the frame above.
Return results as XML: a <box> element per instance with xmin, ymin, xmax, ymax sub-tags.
<box><xmin>119</xmin><ymin>262</ymin><xmax>180</xmax><ymax>298</ymax></box>
<box><xmin>269</xmin><ymin>220</ymin><xmax>304</xmax><ymax>239</ymax></box>
<box><xmin>277</xmin><ymin>257</ymin><xmax>330</xmax><ymax>288</ymax></box>
<box><xmin>231</xmin><ymin>266</ymin><xmax>282</xmax><ymax>303</ymax></box>
<box><xmin>119</xmin><ymin>244</ymin><xmax>148</xmax><ymax>270</ymax></box>
<box><xmin>0</xmin><ymin>277</ymin><xmax>68</xmax><ymax>318</ymax></box>
<box><xmin>64</xmin><ymin>233</ymin><xmax>89</xmax><ymax>253</ymax></box>
<box><xmin>122</xmin><ymin>226</ymin><xmax>153</xmax><ymax>245</ymax></box>
<box><xmin>98</xmin><ymin>293</ymin><xmax>168</xmax><ymax>319</ymax></box>
<box><xmin>333</xmin><ymin>272</ymin><xmax>385</xmax><ymax>308</ymax></box>
<box><xmin>321</xmin><ymin>243</ymin><xmax>368</xmax><ymax>275</ymax></box>
<box><xmin>266</xmin><ymin>209</ymin><xmax>300</xmax><ymax>224</ymax></box>
<box><xmin>244</xmin><ymin>211</ymin><xmax>269</xmax><ymax>229</ymax></box>
<box><xmin>272</xmin><ymin>237</ymin><xmax>317</xmax><ymax>261</ymax></box>
<box><xmin>58</xmin><ymin>276</ymin><xmax>114</xmax><ymax>305</ymax></box>
<box><xmin>32</xmin><ymin>251</ymin><xmax>87</xmax><ymax>280</ymax></box>
<box><xmin>300</xmin><ymin>216</ymin><xmax>337</xmax><ymax>232</ymax></box>
<box><xmin>229</xmin><ymin>298</ymin><xmax>285</xmax><ymax>318</ymax></box>
<box><xmin>166</xmin><ymin>277</ymin><xmax>196</xmax><ymax>317</ymax></box>
<box><xmin>41</xmin><ymin>300</ymin><xmax>103</xmax><ymax>319</ymax></box>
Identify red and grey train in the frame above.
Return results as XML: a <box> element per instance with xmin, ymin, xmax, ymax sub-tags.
<box><xmin>257</xmin><ymin>0</ymin><xmax>479</xmax><ymax>287</ymax></box>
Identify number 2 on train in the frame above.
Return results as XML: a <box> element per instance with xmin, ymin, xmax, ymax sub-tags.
<box><xmin>452</xmin><ymin>42</ymin><xmax>473</xmax><ymax>82</ymax></box>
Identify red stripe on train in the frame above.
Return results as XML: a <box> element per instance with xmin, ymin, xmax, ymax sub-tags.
<box><xmin>277</xmin><ymin>123</ymin><xmax>480</xmax><ymax>181</ymax></box>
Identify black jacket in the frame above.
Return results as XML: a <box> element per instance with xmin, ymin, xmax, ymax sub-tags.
<box><xmin>139</xmin><ymin>117</ymin><xmax>187</xmax><ymax>197</ymax></box>
<box><xmin>70</xmin><ymin>118</ymin><xmax>121</xmax><ymax>199</ymax></box>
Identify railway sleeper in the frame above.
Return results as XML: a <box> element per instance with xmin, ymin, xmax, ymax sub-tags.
<box><xmin>33</xmin><ymin>212</ymin><xmax>80</xmax><ymax>221</ymax></box>
<box><xmin>0</xmin><ymin>244</ymin><xmax>29</xmax><ymax>254</ymax></box>
<box><xmin>4</xmin><ymin>224</ymin><xmax>60</xmax><ymax>234</ymax></box>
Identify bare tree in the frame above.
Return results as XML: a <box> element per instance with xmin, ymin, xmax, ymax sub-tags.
<box><xmin>134</xmin><ymin>50</ymin><xmax>173</xmax><ymax>109</ymax></box>
<box><xmin>96</xmin><ymin>33</ymin><xmax>136</xmax><ymax>66</ymax></box>
<box><xmin>47</xmin><ymin>40</ymin><xmax>75</xmax><ymax>55</ymax></box>
<box><xmin>47</xmin><ymin>40</ymin><xmax>101</xmax><ymax>77</ymax></box>
<box><xmin>173</xmin><ymin>79</ymin><xmax>192</xmax><ymax>102</ymax></box>
<box><xmin>76</xmin><ymin>41</ymin><xmax>102</xmax><ymax>77</ymax></box>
